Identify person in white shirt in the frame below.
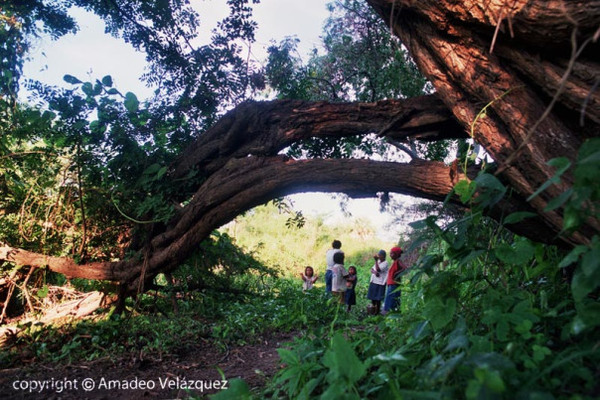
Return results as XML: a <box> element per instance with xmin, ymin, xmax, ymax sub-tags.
<box><xmin>367</xmin><ymin>249</ymin><xmax>388</xmax><ymax>315</ymax></box>
<box><xmin>325</xmin><ymin>240</ymin><xmax>342</xmax><ymax>293</ymax></box>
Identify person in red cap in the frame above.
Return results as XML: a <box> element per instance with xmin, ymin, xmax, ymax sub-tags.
<box><xmin>382</xmin><ymin>246</ymin><xmax>408</xmax><ymax>314</ymax></box>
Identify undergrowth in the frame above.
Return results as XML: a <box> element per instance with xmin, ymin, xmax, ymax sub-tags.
<box><xmin>2</xmin><ymin>139</ymin><xmax>599</xmax><ymax>400</ymax></box>
<box><xmin>216</xmin><ymin>139</ymin><xmax>600</xmax><ymax>399</ymax></box>
<box><xmin>0</xmin><ymin>277</ymin><xmax>335</xmax><ymax>367</ymax></box>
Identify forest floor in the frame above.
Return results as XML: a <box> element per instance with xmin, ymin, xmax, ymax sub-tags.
<box><xmin>0</xmin><ymin>329</ymin><xmax>293</xmax><ymax>399</ymax></box>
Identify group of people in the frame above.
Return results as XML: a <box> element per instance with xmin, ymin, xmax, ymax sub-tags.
<box><xmin>299</xmin><ymin>239</ymin><xmax>408</xmax><ymax>314</ymax></box>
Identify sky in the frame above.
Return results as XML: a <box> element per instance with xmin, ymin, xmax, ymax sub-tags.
<box><xmin>23</xmin><ymin>0</ymin><xmax>329</xmax><ymax>99</ymax></box>
<box><xmin>21</xmin><ymin>0</ymin><xmax>406</xmax><ymax>242</ymax></box>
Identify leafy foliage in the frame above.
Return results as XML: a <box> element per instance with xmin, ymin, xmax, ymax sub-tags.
<box><xmin>264</xmin><ymin>0</ymin><xmax>448</xmax><ymax>161</ymax></box>
<box><xmin>222</xmin><ymin>202</ymin><xmax>391</xmax><ymax>278</ymax></box>
<box><xmin>2</xmin><ymin>2</ymin><xmax>599</xmax><ymax>399</ymax></box>
<box><xmin>217</xmin><ymin>139</ymin><xmax>600</xmax><ymax>399</ymax></box>
<box><xmin>0</xmin><ymin>275</ymin><xmax>333</xmax><ymax>367</ymax></box>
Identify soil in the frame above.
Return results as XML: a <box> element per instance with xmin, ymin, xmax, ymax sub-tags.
<box><xmin>0</xmin><ymin>331</ymin><xmax>295</xmax><ymax>399</ymax></box>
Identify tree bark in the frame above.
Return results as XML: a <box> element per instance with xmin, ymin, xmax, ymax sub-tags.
<box><xmin>366</xmin><ymin>0</ymin><xmax>600</xmax><ymax>245</ymax></box>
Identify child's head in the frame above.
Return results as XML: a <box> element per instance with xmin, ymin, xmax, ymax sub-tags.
<box><xmin>348</xmin><ymin>266</ymin><xmax>357</xmax><ymax>275</ymax></box>
<box><xmin>304</xmin><ymin>266</ymin><xmax>314</xmax><ymax>277</ymax></box>
<box><xmin>333</xmin><ymin>251</ymin><xmax>345</xmax><ymax>264</ymax></box>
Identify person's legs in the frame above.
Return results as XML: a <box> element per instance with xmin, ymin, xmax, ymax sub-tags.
<box><xmin>332</xmin><ymin>291</ymin><xmax>342</xmax><ymax>304</ymax></box>
<box><xmin>325</xmin><ymin>269</ymin><xmax>332</xmax><ymax>293</ymax></box>
<box><xmin>346</xmin><ymin>289</ymin><xmax>355</xmax><ymax>312</ymax></box>
<box><xmin>373</xmin><ymin>300</ymin><xmax>381</xmax><ymax>315</ymax></box>
<box><xmin>383</xmin><ymin>284</ymin><xmax>400</xmax><ymax>313</ymax></box>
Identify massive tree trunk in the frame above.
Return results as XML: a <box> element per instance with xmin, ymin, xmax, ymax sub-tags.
<box><xmin>367</xmin><ymin>0</ymin><xmax>600</xmax><ymax>245</ymax></box>
<box><xmin>2</xmin><ymin>1</ymin><xmax>598</xmax><ymax>295</ymax></box>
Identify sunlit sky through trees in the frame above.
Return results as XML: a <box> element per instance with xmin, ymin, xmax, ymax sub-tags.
<box><xmin>21</xmin><ymin>0</ymin><xmax>407</xmax><ymax>242</ymax></box>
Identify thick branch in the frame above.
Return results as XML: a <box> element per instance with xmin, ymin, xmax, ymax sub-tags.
<box><xmin>0</xmin><ymin>245</ymin><xmax>114</xmax><ymax>280</ymax></box>
<box><xmin>1</xmin><ymin>153</ymin><xmax>559</xmax><ymax>291</ymax></box>
<box><xmin>169</xmin><ymin>95</ymin><xmax>466</xmax><ymax>180</ymax></box>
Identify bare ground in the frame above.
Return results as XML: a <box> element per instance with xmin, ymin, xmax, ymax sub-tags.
<box><xmin>0</xmin><ymin>330</ymin><xmax>295</xmax><ymax>399</ymax></box>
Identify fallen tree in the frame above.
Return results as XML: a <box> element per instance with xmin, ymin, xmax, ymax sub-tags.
<box><xmin>0</xmin><ymin>95</ymin><xmax>563</xmax><ymax>295</ymax></box>
<box><xmin>1</xmin><ymin>0</ymin><xmax>599</xmax><ymax>301</ymax></box>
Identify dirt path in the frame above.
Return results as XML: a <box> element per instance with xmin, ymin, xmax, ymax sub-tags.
<box><xmin>0</xmin><ymin>331</ymin><xmax>295</xmax><ymax>399</ymax></box>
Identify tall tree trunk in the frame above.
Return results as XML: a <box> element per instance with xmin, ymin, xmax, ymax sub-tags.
<box><xmin>366</xmin><ymin>0</ymin><xmax>600</xmax><ymax>245</ymax></box>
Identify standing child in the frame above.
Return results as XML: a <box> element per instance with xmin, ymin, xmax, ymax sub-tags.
<box><xmin>299</xmin><ymin>266</ymin><xmax>319</xmax><ymax>291</ymax></box>
<box><xmin>367</xmin><ymin>250</ymin><xmax>388</xmax><ymax>315</ymax></box>
<box><xmin>331</xmin><ymin>252</ymin><xmax>348</xmax><ymax>304</ymax></box>
<box><xmin>345</xmin><ymin>266</ymin><xmax>358</xmax><ymax>312</ymax></box>
<box><xmin>382</xmin><ymin>246</ymin><xmax>408</xmax><ymax>314</ymax></box>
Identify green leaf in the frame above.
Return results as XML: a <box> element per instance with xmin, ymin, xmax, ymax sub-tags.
<box><xmin>143</xmin><ymin>163</ymin><xmax>161</xmax><ymax>176</ymax></box>
<box><xmin>93</xmin><ymin>82</ymin><xmax>103</xmax><ymax>95</ymax></box>
<box><xmin>36</xmin><ymin>285</ymin><xmax>49</xmax><ymax>298</ymax></box>
<box><xmin>514</xmin><ymin>319</ymin><xmax>533</xmax><ymax>338</ymax></box>
<box><xmin>544</xmin><ymin>188</ymin><xmax>573</xmax><ymax>212</ymax></box>
<box><xmin>532</xmin><ymin>345</ymin><xmax>551</xmax><ymax>362</ymax></box>
<box><xmin>444</xmin><ymin>332</ymin><xmax>469</xmax><ymax>352</ymax></box>
<box><xmin>576</xmin><ymin>302</ymin><xmax>600</xmax><ymax>329</ymax></box>
<box><xmin>527</xmin><ymin>157</ymin><xmax>571</xmax><ymax>201</ymax></box>
<box><xmin>210</xmin><ymin>378</ymin><xmax>252</xmax><ymax>400</ymax></box>
<box><xmin>296</xmin><ymin>377</ymin><xmax>322</xmax><ymax>400</ymax></box>
<box><xmin>63</xmin><ymin>74</ymin><xmax>82</xmax><ymax>84</ymax></box>
<box><xmin>124</xmin><ymin>92</ymin><xmax>139</xmax><ymax>112</ymax></box>
<box><xmin>411</xmin><ymin>320</ymin><xmax>431</xmax><ymax>340</ymax></box>
<box><xmin>475</xmin><ymin>173</ymin><xmax>505</xmax><ymax>193</ymax></box>
<box><xmin>581</xmin><ymin>246</ymin><xmax>600</xmax><ymax>277</ymax></box>
<box><xmin>431</xmin><ymin>353</ymin><xmax>465</xmax><ymax>381</ymax></box>
<box><xmin>454</xmin><ymin>179</ymin><xmax>476</xmax><ymax>203</ymax></box>
<box><xmin>503</xmin><ymin>211</ymin><xmax>537</xmax><ymax>225</ymax></box>
<box><xmin>578</xmin><ymin>149</ymin><xmax>600</xmax><ymax>165</ymax></box>
<box><xmin>101</xmin><ymin>75</ymin><xmax>113</xmax><ymax>87</ymax></box>
<box><xmin>277</xmin><ymin>348</ymin><xmax>299</xmax><ymax>366</ymax></box>
<box><xmin>372</xmin><ymin>351</ymin><xmax>407</xmax><ymax>362</ymax></box>
<box><xmin>409</xmin><ymin>218</ymin><xmax>428</xmax><ymax>230</ymax></box>
<box><xmin>322</xmin><ymin>333</ymin><xmax>366</xmax><ymax>384</ymax></box>
<box><xmin>467</xmin><ymin>353</ymin><xmax>514</xmax><ymax>370</ymax></box>
<box><xmin>494</xmin><ymin>241</ymin><xmax>535</xmax><ymax>265</ymax></box>
<box><xmin>81</xmin><ymin>82</ymin><xmax>94</xmax><ymax>96</ymax></box>
<box><xmin>458</xmin><ymin>249</ymin><xmax>485</xmax><ymax>266</ymax></box>
<box><xmin>496</xmin><ymin>319</ymin><xmax>509</xmax><ymax>341</ymax></box>
<box><xmin>484</xmin><ymin>370</ymin><xmax>506</xmax><ymax>393</ymax></box>
<box><xmin>424</xmin><ymin>215</ymin><xmax>444</xmax><ymax>238</ymax></box>
<box><xmin>563</xmin><ymin>207</ymin><xmax>583</xmax><ymax>231</ymax></box>
<box><xmin>571</xmin><ymin>268</ymin><xmax>597</xmax><ymax>302</ymax></box>
<box><xmin>424</xmin><ymin>297</ymin><xmax>456</xmax><ymax>330</ymax></box>
<box><xmin>474</xmin><ymin>173</ymin><xmax>507</xmax><ymax>207</ymax></box>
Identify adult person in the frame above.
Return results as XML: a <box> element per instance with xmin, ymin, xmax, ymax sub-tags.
<box><xmin>325</xmin><ymin>240</ymin><xmax>342</xmax><ymax>293</ymax></box>
<box><xmin>367</xmin><ymin>249</ymin><xmax>388</xmax><ymax>315</ymax></box>
<box><xmin>382</xmin><ymin>246</ymin><xmax>408</xmax><ymax>314</ymax></box>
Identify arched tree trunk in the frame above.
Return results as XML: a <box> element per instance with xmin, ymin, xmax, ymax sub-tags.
<box><xmin>0</xmin><ymin>95</ymin><xmax>560</xmax><ymax>293</ymax></box>
<box><xmin>2</xmin><ymin>1</ymin><xmax>598</xmax><ymax>296</ymax></box>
